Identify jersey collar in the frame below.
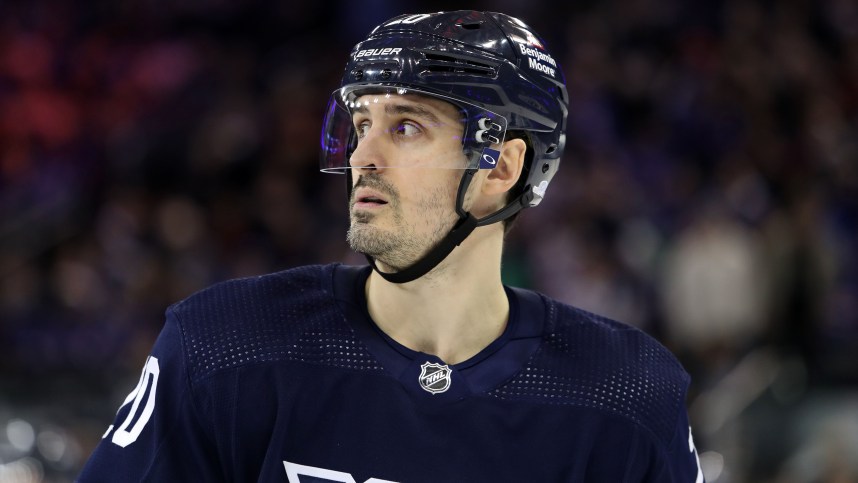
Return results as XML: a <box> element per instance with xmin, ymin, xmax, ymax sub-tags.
<box><xmin>328</xmin><ymin>263</ymin><xmax>544</xmax><ymax>400</ymax></box>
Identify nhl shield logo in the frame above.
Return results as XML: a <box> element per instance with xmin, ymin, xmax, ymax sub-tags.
<box><xmin>418</xmin><ymin>362</ymin><xmax>452</xmax><ymax>394</ymax></box>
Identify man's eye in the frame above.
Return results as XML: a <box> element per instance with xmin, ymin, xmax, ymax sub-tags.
<box><xmin>395</xmin><ymin>122</ymin><xmax>421</xmax><ymax>137</ymax></box>
<box><xmin>355</xmin><ymin>121</ymin><xmax>370</xmax><ymax>139</ymax></box>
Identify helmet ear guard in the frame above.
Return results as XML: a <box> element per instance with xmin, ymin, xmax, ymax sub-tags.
<box><xmin>324</xmin><ymin>10</ymin><xmax>568</xmax><ymax>283</ymax></box>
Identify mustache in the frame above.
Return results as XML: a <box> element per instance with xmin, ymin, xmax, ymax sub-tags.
<box><xmin>351</xmin><ymin>173</ymin><xmax>399</xmax><ymax>204</ymax></box>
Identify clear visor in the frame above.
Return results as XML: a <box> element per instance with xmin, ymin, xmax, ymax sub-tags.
<box><xmin>320</xmin><ymin>86</ymin><xmax>508</xmax><ymax>172</ymax></box>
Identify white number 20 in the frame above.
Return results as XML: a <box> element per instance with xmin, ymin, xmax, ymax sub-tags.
<box><xmin>102</xmin><ymin>356</ymin><xmax>160</xmax><ymax>448</ymax></box>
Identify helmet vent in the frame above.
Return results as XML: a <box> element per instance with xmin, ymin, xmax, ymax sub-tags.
<box><xmin>421</xmin><ymin>53</ymin><xmax>496</xmax><ymax>77</ymax></box>
<box><xmin>456</xmin><ymin>21</ymin><xmax>483</xmax><ymax>30</ymax></box>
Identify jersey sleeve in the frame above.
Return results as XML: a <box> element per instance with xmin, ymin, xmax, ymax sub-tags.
<box><xmin>626</xmin><ymin>406</ymin><xmax>704</xmax><ymax>483</ymax></box>
<box><xmin>77</xmin><ymin>309</ymin><xmax>224</xmax><ymax>482</ymax></box>
<box><xmin>657</xmin><ymin>407</ymin><xmax>704</xmax><ymax>482</ymax></box>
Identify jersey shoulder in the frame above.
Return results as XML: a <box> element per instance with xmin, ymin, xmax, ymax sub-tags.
<box><xmin>168</xmin><ymin>264</ymin><xmax>383</xmax><ymax>385</ymax></box>
<box><xmin>491</xmin><ymin>294</ymin><xmax>690</xmax><ymax>447</ymax></box>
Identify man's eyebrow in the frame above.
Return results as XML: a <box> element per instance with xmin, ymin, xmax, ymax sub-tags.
<box><xmin>351</xmin><ymin>102</ymin><xmax>443</xmax><ymax>125</ymax></box>
<box><xmin>384</xmin><ymin>103</ymin><xmax>442</xmax><ymax>125</ymax></box>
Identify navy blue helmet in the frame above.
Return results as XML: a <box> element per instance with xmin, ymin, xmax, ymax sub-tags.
<box><xmin>323</xmin><ymin>10</ymin><xmax>568</xmax><ymax>209</ymax></box>
<box><xmin>321</xmin><ymin>11</ymin><xmax>569</xmax><ymax>282</ymax></box>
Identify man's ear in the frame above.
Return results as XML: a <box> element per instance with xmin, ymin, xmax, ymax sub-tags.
<box><xmin>483</xmin><ymin>138</ymin><xmax>526</xmax><ymax>196</ymax></box>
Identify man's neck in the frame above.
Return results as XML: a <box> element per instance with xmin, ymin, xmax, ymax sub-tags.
<box><xmin>364</xmin><ymin>227</ymin><xmax>509</xmax><ymax>365</ymax></box>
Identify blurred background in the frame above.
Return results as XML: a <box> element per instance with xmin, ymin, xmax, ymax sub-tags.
<box><xmin>0</xmin><ymin>0</ymin><xmax>856</xmax><ymax>481</ymax></box>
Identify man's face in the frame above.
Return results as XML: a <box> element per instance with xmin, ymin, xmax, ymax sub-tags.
<box><xmin>345</xmin><ymin>93</ymin><xmax>469</xmax><ymax>271</ymax></box>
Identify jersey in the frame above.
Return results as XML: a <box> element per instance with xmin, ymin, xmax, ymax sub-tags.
<box><xmin>78</xmin><ymin>264</ymin><xmax>704</xmax><ymax>482</ymax></box>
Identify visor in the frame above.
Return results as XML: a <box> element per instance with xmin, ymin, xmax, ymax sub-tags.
<box><xmin>320</xmin><ymin>86</ymin><xmax>508</xmax><ymax>172</ymax></box>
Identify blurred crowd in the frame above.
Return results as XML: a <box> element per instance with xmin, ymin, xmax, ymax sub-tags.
<box><xmin>1</xmin><ymin>0</ymin><xmax>856</xmax><ymax>481</ymax></box>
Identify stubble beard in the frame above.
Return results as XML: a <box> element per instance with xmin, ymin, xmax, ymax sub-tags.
<box><xmin>347</xmin><ymin>174</ymin><xmax>457</xmax><ymax>271</ymax></box>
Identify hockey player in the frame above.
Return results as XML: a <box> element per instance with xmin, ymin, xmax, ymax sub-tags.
<box><xmin>80</xmin><ymin>11</ymin><xmax>703</xmax><ymax>482</ymax></box>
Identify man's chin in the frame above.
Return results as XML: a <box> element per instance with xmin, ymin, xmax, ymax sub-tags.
<box><xmin>347</xmin><ymin>223</ymin><xmax>392</xmax><ymax>256</ymax></box>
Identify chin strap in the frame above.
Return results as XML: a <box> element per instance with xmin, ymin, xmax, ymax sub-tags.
<box><xmin>360</xmin><ymin>168</ymin><xmax>534</xmax><ymax>284</ymax></box>
<box><xmin>365</xmin><ymin>213</ymin><xmax>478</xmax><ymax>283</ymax></box>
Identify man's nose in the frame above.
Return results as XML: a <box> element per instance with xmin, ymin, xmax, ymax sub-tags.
<box><xmin>349</xmin><ymin>128</ymin><xmax>385</xmax><ymax>171</ymax></box>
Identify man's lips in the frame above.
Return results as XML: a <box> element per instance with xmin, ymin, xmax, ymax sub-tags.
<box><xmin>353</xmin><ymin>187</ymin><xmax>389</xmax><ymax>208</ymax></box>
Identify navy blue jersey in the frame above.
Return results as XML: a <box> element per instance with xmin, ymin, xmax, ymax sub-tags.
<box><xmin>78</xmin><ymin>264</ymin><xmax>703</xmax><ymax>482</ymax></box>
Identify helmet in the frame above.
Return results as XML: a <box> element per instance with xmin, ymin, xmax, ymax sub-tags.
<box><xmin>323</xmin><ymin>10</ymin><xmax>568</xmax><ymax>210</ymax></box>
<box><xmin>321</xmin><ymin>11</ymin><xmax>569</xmax><ymax>282</ymax></box>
